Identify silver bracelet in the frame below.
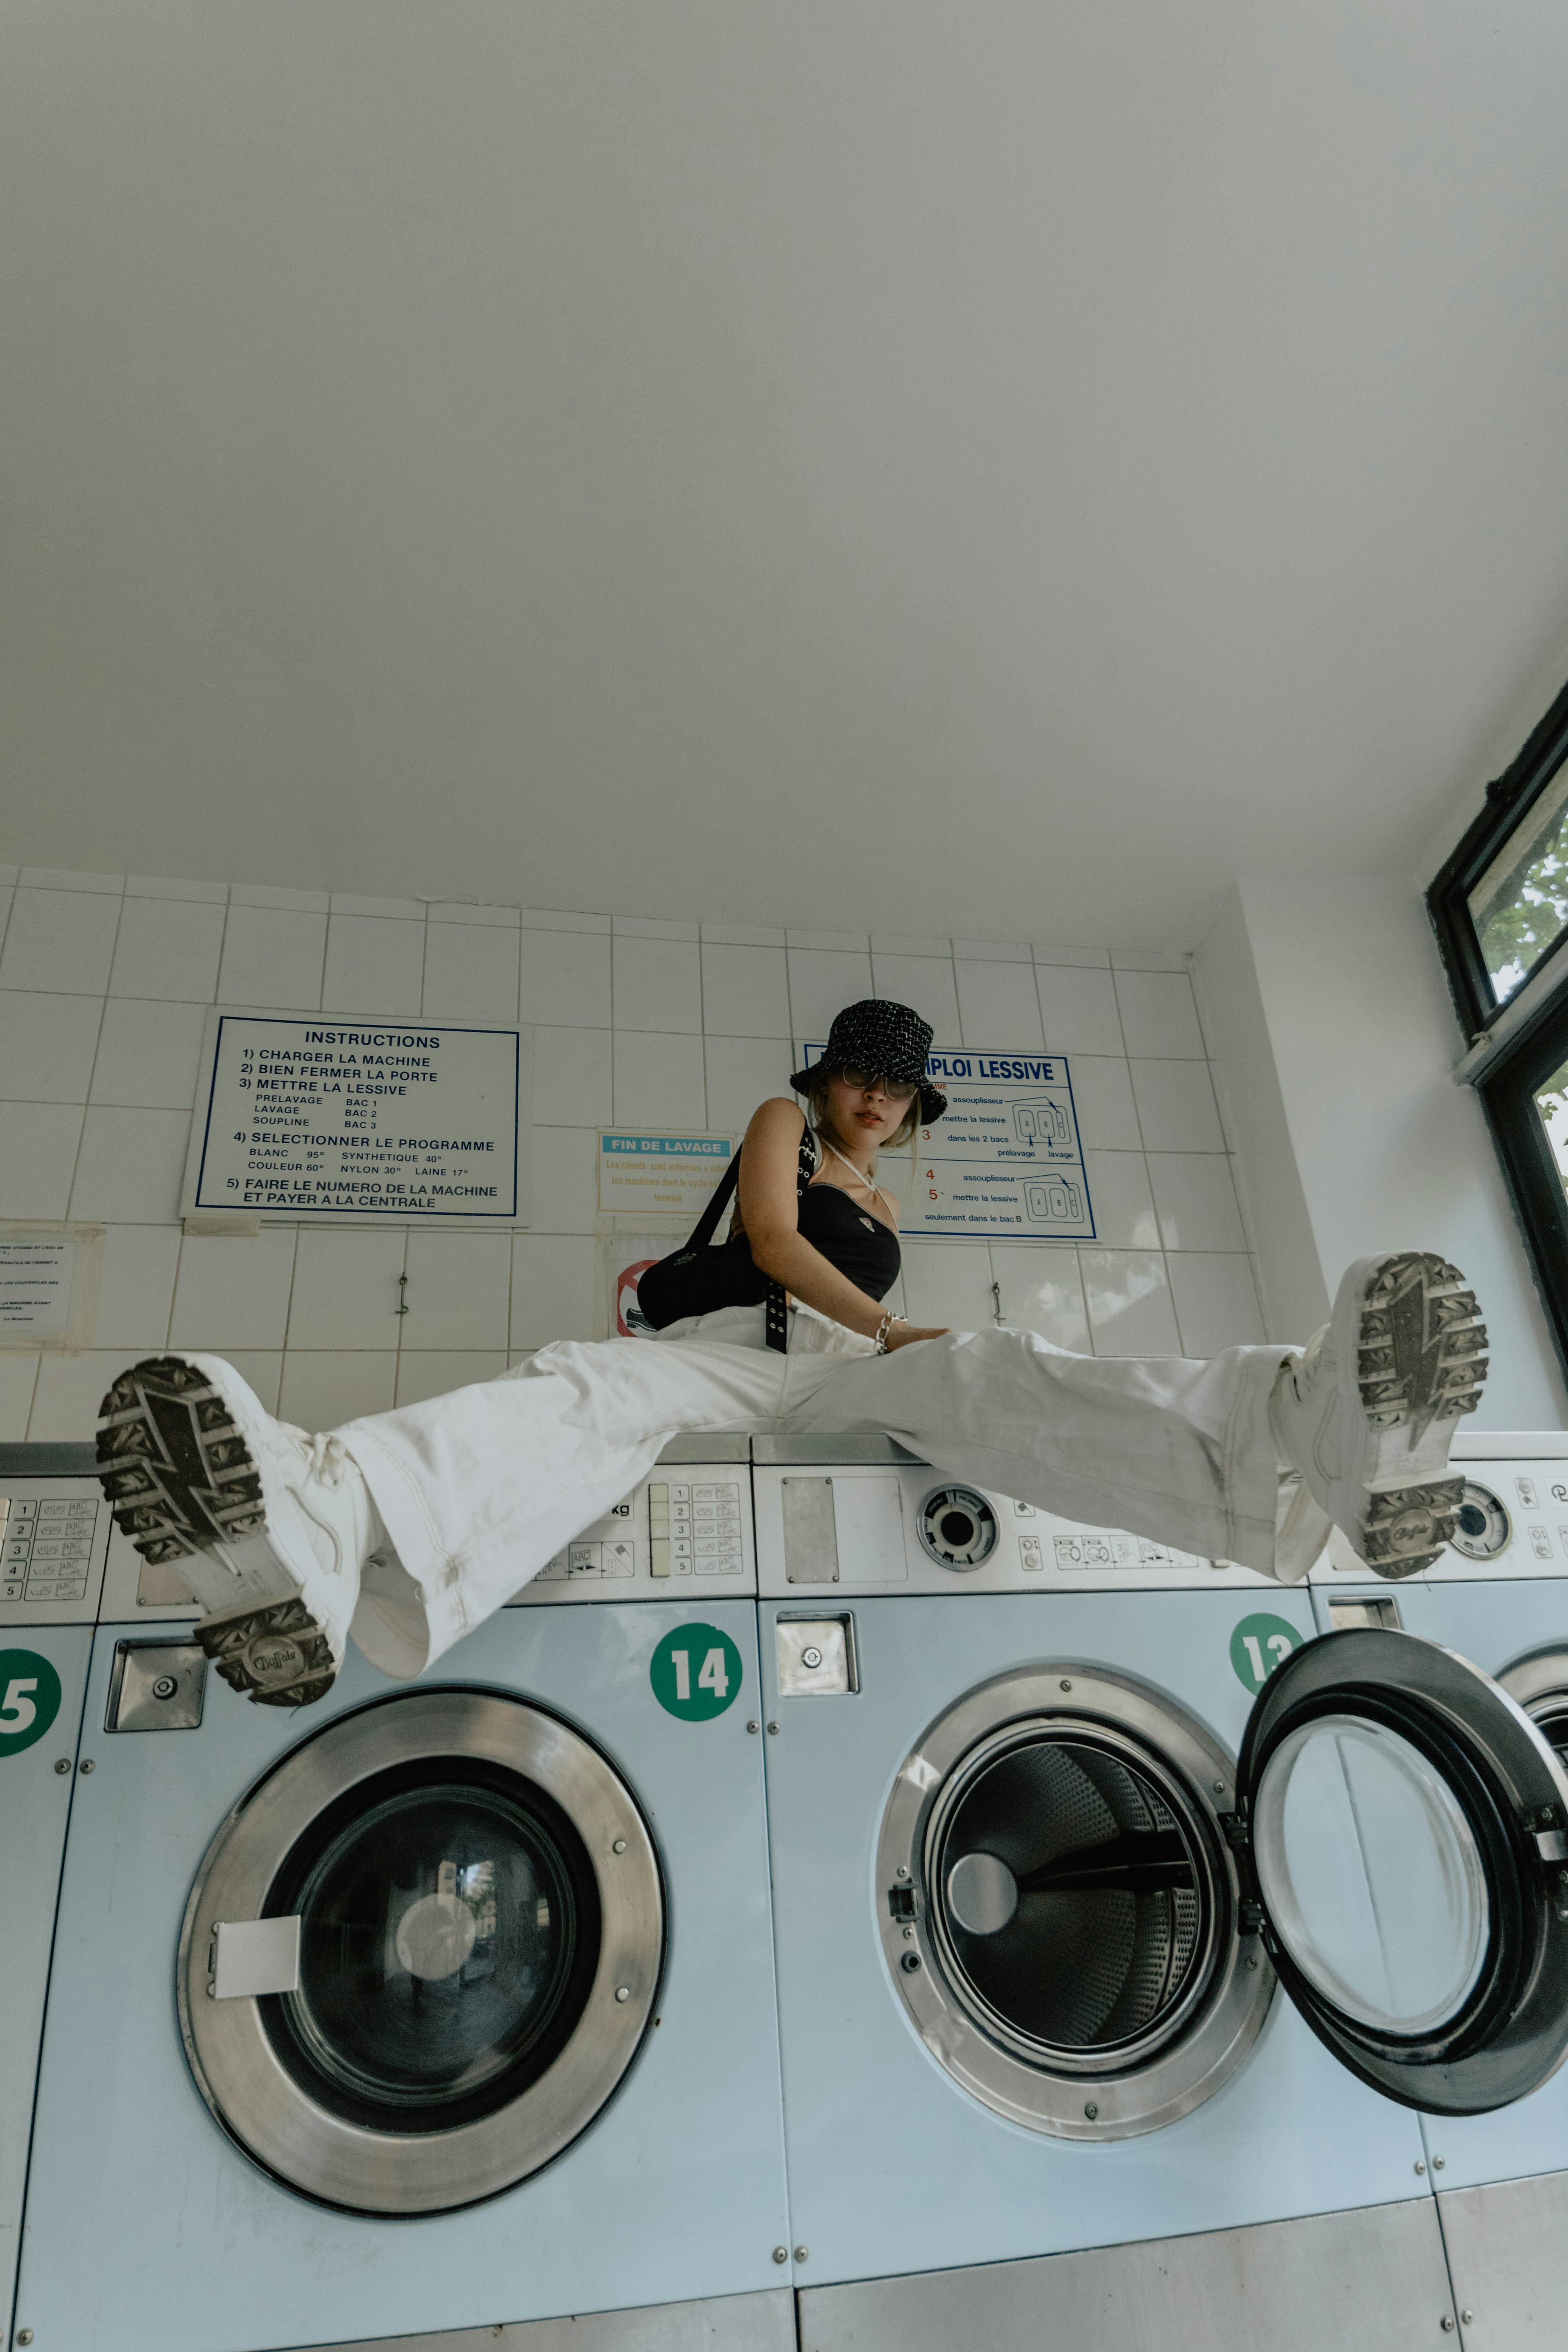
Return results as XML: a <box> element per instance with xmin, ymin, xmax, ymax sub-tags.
<box><xmin>875</xmin><ymin>1311</ymin><xmax>905</xmax><ymax>1354</ymax></box>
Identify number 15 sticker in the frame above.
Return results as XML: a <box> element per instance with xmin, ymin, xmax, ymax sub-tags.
<box><xmin>0</xmin><ymin>1649</ymin><xmax>63</xmax><ymax>1756</ymax></box>
<box><xmin>650</xmin><ymin>1623</ymin><xmax>742</xmax><ymax>1721</ymax></box>
<box><xmin>1230</xmin><ymin>1613</ymin><xmax>1301</xmax><ymax>1693</ymax></box>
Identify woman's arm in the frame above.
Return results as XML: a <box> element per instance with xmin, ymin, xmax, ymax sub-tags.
<box><xmin>735</xmin><ymin>1098</ymin><xmax>944</xmax><ymax>1347</ymax></box>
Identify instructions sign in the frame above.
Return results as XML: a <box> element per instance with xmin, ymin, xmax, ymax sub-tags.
<box><xmin>598</xmin><ymin>1133</ymin><xmax>735</xmax><ymax>1218</ymax></box>
<box><xmin>186</xmin><ymin>1014</ymin><xmax>525</xmax><ymax>1220</ymax></box>
<box><xmin>0</xmin><ymin>1241</ymin><xmax>74</xmax><ymax>1339</ymax></box>
<box><xmin>804</xmin><ymin>1043</ymin><xmax>1095</xmax><ymax>1240</ymax></box>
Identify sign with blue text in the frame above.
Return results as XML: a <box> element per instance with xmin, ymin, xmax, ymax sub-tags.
<box><xmin>598</xmin><ymin>1132</ymin><xmax>735</xmax><ymax>1219</ymax></box>
<box><xmin>804</xmin><ymin>1042</ymin><xmax>1095</xmax><ymax>1241</ymax></box>
<box><xmin>185</xmin><ymin>1013</ymin><xmax>530</xmax><ymax>1222</ymax></box>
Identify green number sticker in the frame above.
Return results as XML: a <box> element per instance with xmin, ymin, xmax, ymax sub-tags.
<box><xmin>1230</xmin><ymin>1613</ymin><xmax>1302</xmax><ymax>1693</ymax></box>
<box><xmin>0</xmin><ymin>1649</ymin><xmax>64</xmax><ymax>1757</ymax></box>
<box><xmin>650</xmin><ymin>1623</ymin><xmax>742</xmax><ymax>1721</ymax></box>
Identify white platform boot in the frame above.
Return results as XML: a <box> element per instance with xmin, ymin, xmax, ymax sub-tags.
<box><xmin>96</xmin><ymin>1355</ymin><xmax>387</xmax><ymax>1706</ymax></box>
<box><xmin>1269</xmin><ymin>1252</ymin><xmax>1488</xmax><ymax>1579</ymax></box>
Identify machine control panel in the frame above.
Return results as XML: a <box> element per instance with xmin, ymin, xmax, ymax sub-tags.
<box><xmin>0</xmin><ymin>1483</ymin><xmax>112</xmax><ymax>1625</ymax></box>
<box><xmin>753</xmin><ymin>1453</ymin><xmax>1274</xmax><ymax>1595</ymax></box>
<box><xmin>507</xmin><ymin>1461</ymin><xmax>756</xmax><ymax>1605</ymax></box>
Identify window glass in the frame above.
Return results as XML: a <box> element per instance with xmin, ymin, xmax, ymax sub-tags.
<box><xmin>1530</xmin><ymin>1049</ymin><xmax>1568</xmax><ymax>1201</ymax></box>
<box><xmin>1467</xmin><ymin>763</ymin><xmax>1568</xmax><ymax>1002</ymax></box>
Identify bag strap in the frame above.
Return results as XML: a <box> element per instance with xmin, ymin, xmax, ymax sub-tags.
<box><xmin>684</xmin><ymin>1150</ymin><xmax>741</xmax><ymax>1252</ymax></box>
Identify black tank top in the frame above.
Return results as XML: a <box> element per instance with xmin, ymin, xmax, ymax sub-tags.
<box><xmin>794</xmin><ymin>1181</ymin><xmax>900</xmax><ymax>1301</ymax></box>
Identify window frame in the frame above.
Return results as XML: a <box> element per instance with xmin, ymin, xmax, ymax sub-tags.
<box><xmin>1428</xmin><ymin>674</ymin><xmax>1568</xmax><ymax>1378</ymax></box>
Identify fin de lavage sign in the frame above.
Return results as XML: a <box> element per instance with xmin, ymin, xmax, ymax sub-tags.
<box><xmin>183</xmin><ymin>1012</ymin><xmax>533</xmax><ymax>1224</ymax></box>
<box><xmin>803</xmin><ymin>1042</ymin><xmax>1096</xmax><ymax>1241</ymax></box>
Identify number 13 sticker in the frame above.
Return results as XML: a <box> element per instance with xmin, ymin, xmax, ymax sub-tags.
<box><xmin>650</xmin><ymin>1624</ymin><xmax>742</xmax><ymax>1721</ymax></box>
<box><xmin>1229</xmin><ymin>1613</ymin><xmax>1301</xmax><ymax>1693</ymax></box>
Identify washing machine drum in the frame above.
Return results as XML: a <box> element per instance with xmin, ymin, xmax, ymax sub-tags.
<box><xmin>179</xmin><ymin>1690</ymin><xmax>662</xmax><ymax>2216</ymax></box>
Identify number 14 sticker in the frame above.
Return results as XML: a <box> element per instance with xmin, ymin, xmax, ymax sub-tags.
<box><xmin>1230</xmin><ymin>1613</ymin><xmax>1302</xmax><ymax>1693</ymax></box>
<box><xmin>650</xmin><ymin>1623</ymin><xmax>743</xmax><ymax>1720</ymax></box>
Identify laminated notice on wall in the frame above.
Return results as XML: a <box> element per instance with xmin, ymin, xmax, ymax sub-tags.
<box><xmin>0</xmin><ymin>1226</ymin><xmax>104</xmax><ymax>1350</ymax></box>
<box><xmin>597</xmin><ymin>1133</ymin><xmax>735</xmax><ymax>1219</ymax></box>
<box><xmin>802</xmin><ymin>1043</ymin><xmax>1095</xmax><ymax>1241</ymax></box>
<box><xmin>183</xmin><ymin>1012</ymin><xmax>532</xmax><ymax>1223</ymax></box>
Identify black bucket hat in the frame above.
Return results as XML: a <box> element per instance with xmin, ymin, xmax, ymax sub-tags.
<box><xmin>791</xmin><ymin>1000</ymin><xmax>948</xmax><ymax>1124</ymax></box>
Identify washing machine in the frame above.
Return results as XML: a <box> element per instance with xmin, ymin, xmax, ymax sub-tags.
<box><xmin>1310</xmin><ymin>1429</ymin><xmax>1568</xmax><ymax>2342</ymax></box>
<box><xmin>0</xmin><ymin>1441</ymin><xmax>114</xmax><ymax>2352</ymax></box>
<box><xmin>757</xmin><ymin>1436</ymin><xmax>1568</xmax><ymax>2352</ymax></box>
<box><xmin>12</xmin><ymin>1436</ymin><xmax>795</xmax><ymax>2352</ymax></box>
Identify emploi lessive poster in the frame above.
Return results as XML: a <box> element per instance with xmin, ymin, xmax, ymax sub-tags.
<box><xmin>802</xmin><ymin>1042</ymin><xmax>1096</xmax><ymax>1241</ymax></box>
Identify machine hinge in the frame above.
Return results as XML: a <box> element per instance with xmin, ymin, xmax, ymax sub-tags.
<box><xmin>1237</xmin><ymin>1899</ymin><xmax>1265</xmax><ymax>1937</ymax></box>
<box><xmin>887</xmin><ymin>1884</ymin><xmax>917</xmax><ymax>1922</ymax></box>
<box><xmin>1216</xmin><ymin>1811</ymin><xmax>1249</xmax><ymax>1853</ymax></box>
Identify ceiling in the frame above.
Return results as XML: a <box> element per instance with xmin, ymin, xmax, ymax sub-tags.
<box><xmin>4</xmin><ymin>1</ymin><xmax>1568</xmax><ymax>945</ymax></box>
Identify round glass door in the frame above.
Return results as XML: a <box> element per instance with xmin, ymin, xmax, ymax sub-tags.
<box><xmin>1236</xmin><ymin>1627</ymin><xmax>1568</xmax><ymax>2113</ymax></box>
<box><xmin>179</xmin><ymin>1689</ymin><xmax>663</xmax><ymax>2214</ymax></box>
<box><xmin>262</xmin><ymin>1761</ymin><xmax>600</xmax><ymax>2135</ymax></box>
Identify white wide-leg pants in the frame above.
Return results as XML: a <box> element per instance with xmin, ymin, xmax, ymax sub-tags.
<box><xmin>336</xmin><ymin>1312</ymin><xmax>1321</xmax><ymax>1679</ymax></box>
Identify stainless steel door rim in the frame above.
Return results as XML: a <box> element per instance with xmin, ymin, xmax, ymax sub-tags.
<box><xmin>876</xmin><ymin>1665</ymin><xmax>1272</xmax><ymax>2140</ymax></box>
<box><xmin>178</xmin><ymin>1688</ymin><xmax>663</xmax><ymax>2216</ymax></box>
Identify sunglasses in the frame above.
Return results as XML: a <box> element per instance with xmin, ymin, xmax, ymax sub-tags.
<box><xmin>840</xmin><ymin>1067</ymin><xmax>920</xmax><ymax>1105</ymax></box>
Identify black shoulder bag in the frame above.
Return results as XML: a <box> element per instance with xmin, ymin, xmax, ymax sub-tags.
<box><xmin>633</xmin><ymin>1125</ymin><xmax>815</xmax><ymax>1352</ymax></box>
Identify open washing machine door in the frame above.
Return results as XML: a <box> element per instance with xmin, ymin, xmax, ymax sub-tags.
<box><xmin>1229</xmin><ymin>1626</ymin><xmax>1568</xmax><ymax>2116</ymax></box>
<box><xmin>177</xmin><ymin>1687</ymin><xmax>663</xmax><ymax>2215</ymax></box>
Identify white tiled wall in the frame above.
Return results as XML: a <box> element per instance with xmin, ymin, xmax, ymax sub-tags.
<box><xmin>0</xmin><ymin>871</ymin><xmax>1265</xmax><ymax>1439</ymax></box>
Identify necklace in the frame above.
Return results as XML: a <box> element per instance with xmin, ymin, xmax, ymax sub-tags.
<box><xmin>818</xmin><ymin>1133</ymin><xmax>889</xmax><ymax>1218</ymax></box>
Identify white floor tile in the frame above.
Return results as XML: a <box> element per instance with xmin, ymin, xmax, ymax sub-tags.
<box><xmin>785</xmin><ymin>929</ymin><xmax>870</xmax><ymax>953</ymax></box>
<box><xmin>29</xmin><ymin>1352</ymin><xmax>129</xmax><ymax>1443</ymax></box>
<box><xmin>94</xmin><ymin>1225</ymin><xmax>181</xmax><ymax>1349</ymax></box>
<box><xmin>520</xmin><ymin>927</ymin><xmax>612</xmax><ymax>1027</ymax></box>
<box><xmin>612</xmin><ymin>1031</ymin><xmax>707</xmax><ymax>1128</ymax></box>
<box><xmin>169</xmin><ymin>1229</ymin><xmax>298</xmax><ymax>1350</ymax></box>
<box><xmin>322</xmin><ymin>914</ymin><xmax>426</xmax><ymax>1016</ymax></box>
<box><xmin>0</xmin><ymin>889</ymin><xmax>121</xmax><ymax>995</ymax></box>
<box><xmin>1081</xmin><ymin>1249</ymin><xmax>1182</xmax><ymax>1355</ymax></box>
<box><xmin>532</xmin><ymin>1026</ymin><xmax>612</xmax><ymax>1127</ymax></box>
<box><xmin>1113</xmin><ymin>969</ymin><xmax>1207</xmax><ymax>1059</ymax></box>
<box><xmin>511</xmin><ymin>1234</ymin><xmax>595</xmax><ymax>1347</ymax></box>
<box><xmin>1065</xmin><ymin>1056</ymin><xmax>1141</xmax><ymax>1150</ymax></box>
<box><xmin>786</xmin><ymin>948</ymin><xmax>874</xmax><ymax>1041</ymax></box>
<box><xmin>329</xmin><ymin>893</ymin><xmax>426</xmax><ymax>920</ymax></box>
<box><xmin>951</xmin><ymin>939</ymin><xmax>1031</xmax><ymax>963</ymax></box>
<box><xmin>1129</xmin><ymin>1060</ymin><xmax>1225</xmax><ymax>1151</ymax></box>
<box><xmin>109</xmin><ymin>895</ymin><xmax>226</xmax><ymax>1002</ymax></box>
<box><xmin>69</xmin><ymin>1107</ymin><xmax>189</xmax><ymax>1222</ymax></box>
<box><xmin>279</xmin><ymin>1351</ymin><xmax>398</xmax><ymax>1430</ymax></box>
<box><xmin>230</xmin><ymin>883</ymin><xmax>330</xmax><ymax>912</ymax></box>
<box><xmin>529</xmin><ymin>1128</ymin><xmax>597</xmax><ymax>1237</ymax></box>
<box><xmin>871</xmin><ymin>955</ymin><xmax>960</xmax><ymax>1044</ymax></box>
<box><xmin>954</xmin><ymin>960</ymin><xmax>1045</xmax><ymax>1050</ymax></box>
<box><xmin>0</xmin><ymin>1103</ymin><xmax>84</xmax><ymax>1218</ymax></box>
<box><xmin>1035</xmin><ymin>965</ymin><xmax>1124</xmax><ymax>1056</ymax></box>
<box><xmin>218</xmin><ymin>904</ymin><xmax>327</xmax><ymax>1009</ymax></box>
<box><xmin>612</xmin><ymin>935</ymin><xmax>702</xmax><ymax>1033</ymax></box>
<box><xmin>989</xmin><ymin>1243</ymin><xmax>1089</xmax><ymax>1349</ymax></box>
<box><xmin>700</xmin><ymin>944</ymin><xmax>790</xmax><ymax>1038</ymax></box>
<box><xmin>0</xmin><ymin>1355</ymin><xmax>38</xmax><ymax>1439</ymax></box>
<box><xmin>871</xmin><ymin>933</ymin><xmax>953</xmax><ymax>959</ymax></box>
<box><xmin>421</xmin><ymin>922</ymin><xmax>520</xmax><ymax>1022</ymax></box>
<box><xmin>287</xmin><ymin>1230</ymin><xmax>408</xmax><ymax>1350</ymax></box>
<box><xmin>424</xmin><ymin>902</ymin><xmax>519</xmax><ymax>928</ymax></box>
<box><xmin>1111</xmin><ymin>947</ymin><xmax>1188</xmax><ymax>972</ymax></box>
<box><xmin>612</xmin><ymin>915</ymin><xmax>698</xmax><ymax>940</ymax></box>
<box><xmin>899</xmin><ymin>1240</ymin><xmax>998</xmax><ymax>1330</ymax></box>
<box><xmin>402</xmin><ymin>1230</ymin><xmax>514</xmax><ymax>1347</ymax></box>
<box><xmin>704</xmin><ymin>1036</ymin><xmax>794</xmax><ymax>1136</ymax></box>
<box><xmin>395</xmin><ymin>1350</ymin><xmax>509</xmax><ymax>1407</ymax></box>
<box><xmin>1167</xmin><ymin>1253</ymin><xmax>1267</xmax><ymax>1353</ymax></box>
<box><xmin>521</xmin><ymin>909</ymin><xmax>612</xmax><ymax>935</ymax></box>
<box><xmin>700</xmin><ymin>924</ymin><xmax>786</xmax><ymax>947</ymax></box>
<box><xmin>1081</xmin><ymin>1151</ymin><xmax>1160</xmax><ymax>1248</ymax></box>
<box><xmin>19</xmin><ymin>867</ymin><xmax>122</xmax><ymax>894</ymax></box>
<box><xmin>1147</xmin><ymin>1153</ymin><xmax>1248</xmax><ymax>1253</ymax></box>
<box><xmin>90</xmin><ymin>998</ymin><xmax>206</xmax><ymax>1109</ymax></box>
<box><xmin>0</xmin><ymin>991</ymin><xmax>102</xmax><ymax>1102</ymax></box>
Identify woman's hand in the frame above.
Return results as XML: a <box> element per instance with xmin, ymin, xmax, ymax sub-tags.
<box><xmin>887</xmin><ymin>1321</ymin><xmax>947</xmax><ymax>1350</ymax></box>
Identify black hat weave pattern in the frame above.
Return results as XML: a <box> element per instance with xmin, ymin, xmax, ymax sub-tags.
<box><xmin>790</xmin><ymin>1000</ymin><xmax>947</xmax><ymax>1123</ymax></box>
